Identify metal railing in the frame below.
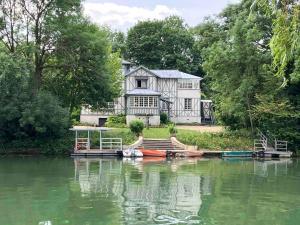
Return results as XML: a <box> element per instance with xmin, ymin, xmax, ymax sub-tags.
<box><xmin>257</xmin><ymin>130</ymin><xmax>268</xmax><ymax>150</ymax></box>
<box><xmin>275</xmin><ymin>140</ymin><xmax>288</xmax><ymax>152</ymax></box>
<box><xmin>101</xmin><ymin>138</ymin><xmax>122</xmax><ymax>150</ymax></box>
<box><xmin>254</xmin><ymin>139</ymin><xmax>265</xmax><ymax>151</ymax></box>
<box><xmin>254</xmin><ymin>129</ymin><xmax>288</xmax><ymax>152</ymax></box>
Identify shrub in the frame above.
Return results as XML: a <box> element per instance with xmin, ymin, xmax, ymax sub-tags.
<box><xmin>168</xmin><ymin>123</ymin><xmax>177</xmax><ymax>136</ymax></box>
<box><xmin>129</xmin><ymin>120</ymin><xmax>144</xmax><ymax>136</ymax></box>
<box><xmin>160</xmin><ymin>113</ymin><xmax>169</xmax><ymax>124</ymax></box>
<box><xmin>105</xmin><ymin>114</ymin><xmax>126</xmax><ymax>127</ymax></box>
<box><xmin>20</xmin><ymin>91</ymin><xmax>70</xmax><ymax>138</ymax></box>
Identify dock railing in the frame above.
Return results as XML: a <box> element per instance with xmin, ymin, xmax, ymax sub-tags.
<box><xmin>101</xmin><ymin>138</ymin><xmax>122</xmax><ymax>151</ymax></box>
<box><xmin>254</xmin><ymin>129</ymin><xmax>288</xmax><ymax>152</ymax></box>
<box><xmin>275</xmin><ymin>140</ymin><xmax>288</xmax><ymax>152</ymax></box>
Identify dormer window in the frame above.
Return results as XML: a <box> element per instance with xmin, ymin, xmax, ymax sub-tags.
<box><xmin>136</xmin><ymin>79</ymin><xmax>147</xmax><ymax>88</ymax></box>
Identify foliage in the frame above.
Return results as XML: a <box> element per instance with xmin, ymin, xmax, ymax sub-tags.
<box><xmin>1</xmin><ymin>132</ymin><xmax>74</xmax><ymax>155</ymax></box>
<box><xmin>0</xmin><ymin>49</ymin><xmax>31</xmax><ymax>139</ymax></box>
<box><xmin>112</xmin><ymin>128</ymin><xmax>252</xmax><ymax>150</ymax></box>
<box><xmin>0</xmin><ymin>48</ymin><xmax>69</xmax><ymax>140</ymax></box>
<box><xmin>0</xmin><ymin>0</ymin><xmax>82</xmax><ymax>92</ymax></box>
<box><xmin>129</xmin><ymin>120</ymin><xmax>144</xmax><ymax>137</ymax></box>
<box><xmin>105</xmin><ymin>115</ymin><xmax>126</xmax><ymax>128</ymax></box>
<box><xmin>168</xmin><ymin>123</ymin><xmax>177</xmax><ymax>136</ymax></box>
<box><xmin>109</xmin><ymin>31</ymin><xmax>127</xmax><ymax>57</ymax></box>
<box><xmin>202</xmin><ymin>0</ymin><xmax>272</xmax><ymax>131</ymax></box>
<box><xmin>160</xmin><ymin>113</ymin><xmax>169</xmax><ymax>125</ymax></box>
<box><xmin>44</xmin><ymin>20</ymin><xmax>122</xmax><ymax>114</ymax></box>
<box><xmin>126</xmin><ymin>16</ymin><xmax>201</xmax><ymax>75</ymax></box>
<box><xmin>102</xmin><ymin>129</ymin><xmax>136</xmax><ymax>145</ymax></box>
<box><xmin>253</xmin><ymin>0</ymin><xmax>300</xmax><ymax>83</ymax></box>
<box><xmin>177</xmin><ymin>130</ymin><xmax>253</xmax><ymax>150</ymax></box>
<box><xmin>20</xmin><ymin>91</ymin><xmax>69</xmax><ymax>138</ymax></box>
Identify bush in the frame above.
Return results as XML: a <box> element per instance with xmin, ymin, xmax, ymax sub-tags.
<box><xmin>168</xmin><ymin>123</ymin><xmax>177</xmax><ymax>136</ymax></box>
<box><xmin>105</xmin><ymin>114</ymin><xmax>126</xmax><ymax>127</ymax></box>
<box><xmin>160</xmin><ymin>113</ymin><xmax>169</xmax><ymax>124</ymax></box>
<box><xmin>129</xmin><ymin>120</ymin><xmax>144</xmax><ymax>136</ymax></box>
<box><xmin>20</xmin><ymin>91</ymin><xmax>70</xmax><ymax>138</ymax></box>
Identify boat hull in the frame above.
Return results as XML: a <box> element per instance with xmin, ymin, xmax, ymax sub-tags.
<box><xmin>222</xmin><ymin>151</ymin><xmax>253</xmax><ymax>157</ymax></box>
<box><xmin>140</xmin><ymin>149</ymin><xmax>167</xmax><ymax>157</ymax></box>
<box><xmin>123</xmin><ymin>149</ymin><xmax>143</xmax><ymax>157</ymax></box>
<box><xmin>175</xmin><ymin>150</ymin><xmax>204</xmax><ymax>157</ymax></box>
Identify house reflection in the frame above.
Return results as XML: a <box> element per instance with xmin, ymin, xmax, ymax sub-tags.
<box><xmin>73</xmin><ymin>158</ymin><xmax>211</xmax><ymax>223</ymax></box>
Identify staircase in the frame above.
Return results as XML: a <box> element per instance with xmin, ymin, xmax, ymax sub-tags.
<box><xmin>254</xmin><ymin>130</ymin><xmax>287</xmax><ymax>152</ymax></box>
<box><xmin>140</xmin><ymin>139</ymin><xmax>185</xmax><ymax>151</ymax></box>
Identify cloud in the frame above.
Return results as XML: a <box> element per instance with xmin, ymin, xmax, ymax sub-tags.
<box><xmin>83</xmin><ymin>2</ymin><xmax>180</xmax><ymax>31</ymax></box>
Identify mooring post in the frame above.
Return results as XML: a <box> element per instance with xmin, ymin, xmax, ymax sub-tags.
<box><xmin>75</xmin><ymin>130</ymin><xmax>78</xmax><ymax>151</ymax></box>
<box><xmin>100</xmin><ymin>130</ymin><xmax>102</xmax><ymax>150</ymax></box>
<box><xmin>87</xmin><ymin>130</ymin><xmax>90</xmax><ymax>150</ymax></box>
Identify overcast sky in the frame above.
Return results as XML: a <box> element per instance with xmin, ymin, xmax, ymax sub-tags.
<box><xmin>84</xmin><ymin>0</ymin><xmax>241</xmax><ymax>31</ymax></box>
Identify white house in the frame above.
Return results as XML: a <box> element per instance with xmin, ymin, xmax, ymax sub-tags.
<box><xmin>80</xmin><ymin>60</ymin><xmax>213</xmax><ymax>126</ymax></box>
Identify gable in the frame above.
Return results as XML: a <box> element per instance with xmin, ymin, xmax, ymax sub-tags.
<box><xmin>125</xmin><ymin>66</ymin><xmax>158</xmax><ymax>78</ymax></box>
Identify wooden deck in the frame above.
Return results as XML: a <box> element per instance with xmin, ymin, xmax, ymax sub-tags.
<box><xmin>71</xmin><ymin>149</ymin><xmax>293</xmax><ymax>158</ymax></box>
<box><xmin>71</xmin><ymin>149</ymin><xmax>122</xmax><ymax>157</ymax></box>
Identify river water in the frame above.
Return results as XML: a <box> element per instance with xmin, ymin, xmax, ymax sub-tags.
<box><xmin>0</xmin><ymin>157</ymin><xmax>299</xmax><ymax>225</ymax></box>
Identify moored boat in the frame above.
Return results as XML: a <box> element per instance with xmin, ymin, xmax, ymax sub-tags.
<box><xmin>123</xmin><ymin>148</ymin><xmax>143</xmax><ymax>157</ymax></box>
<box><xmin>140</xmin><ymin>149</ymin><xmax>167</xmax><ymax>157</ymax></box>
<box><xmin>222</xmin><ymin>151</ymin><xmax>253</xmax><ymax>157</ymax></box>
<box><xmin>175</xmin><ymin>150</ymin><xmax>204</xmax><ymax>157</ymax></box>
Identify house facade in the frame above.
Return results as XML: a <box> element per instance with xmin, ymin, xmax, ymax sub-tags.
<box><xmin>80</xmin><ymin>60</ymin><xmax>213</xmax><ymax>126</ymax></box>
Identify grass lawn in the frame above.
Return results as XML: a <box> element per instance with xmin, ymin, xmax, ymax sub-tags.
<box><xmin>107</xmin><ymin>127</ymin><xmax>253</xmax><ymax>150</ymax></box>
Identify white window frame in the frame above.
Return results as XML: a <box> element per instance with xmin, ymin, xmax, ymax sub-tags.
<box><xmin>184</xmin><ymin>98</ymin><xmax>192</xmax><ymax>110</ymax></box>
<box><xmin>129</xmin><ymin>96</ymin><xmax>158</xmax><ymax>108</ymax></box>
<box><xmin>178</xmin><ymin>79</ymin><xmax>193</xmax><ymax>89</ymax></box>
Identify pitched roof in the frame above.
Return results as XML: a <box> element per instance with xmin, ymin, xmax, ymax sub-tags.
<box><xmin>151</xmin><ymin>70</ymin><xmax>202</xmax><ymax>79</ymax></box>
<box><xmin>126</xmin><ymin>88</ymin><xmax>161</xmax><ymax>96</ymax></box>
<box><xmin>124</xmin><ymin>66</ymin><xmax>202</xmax><ymax>79</ymax></box>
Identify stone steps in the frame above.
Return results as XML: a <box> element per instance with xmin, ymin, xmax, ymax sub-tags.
<box><xmin>140</xmin><ymin>139</ymin><xmax>184</xmax><ymax>151</ymax></box>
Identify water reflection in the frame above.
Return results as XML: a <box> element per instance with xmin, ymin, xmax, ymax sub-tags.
<box><xmin>74</xmin><ymin>158</ymin><xmax>211</xmax><ymax>224</ymax></box>
<box><xmin>0</xmin><ymin>157</ymin><xmax>299</xmax><ymax>225</ymax></box>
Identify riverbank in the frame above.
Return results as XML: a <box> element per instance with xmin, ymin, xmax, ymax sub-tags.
<box><xmin>1</xmin><ymin>127</ymin><xmax>254</xmax><ymax>155</ymax></box>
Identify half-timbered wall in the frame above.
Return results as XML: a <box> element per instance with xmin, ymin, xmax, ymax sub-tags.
<box><xmin>126</xmin><ymin>68</ymin><xmax>157</xmax><ymax>91</ymax></box>
<box><xmin>157</xmin><ymin>78</ymin><xmax>177</xmax><ymax>118</ymax></box>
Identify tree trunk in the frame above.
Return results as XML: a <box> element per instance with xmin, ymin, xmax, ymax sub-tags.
<box><xmin>246</xmin><ymin>94</ymin><xmax>254</xmax><ymax>135</ymax></box>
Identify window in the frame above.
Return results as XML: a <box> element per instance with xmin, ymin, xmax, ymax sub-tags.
<box><xmin>136</xmin><ymin>79</ymin><xmax>147</xmax><ymax>88</ymax></box>
<box><xmin>129</xmin><ymin>96</ymin><xmax>158</xmax><ymax>108</ymax></box>
<box><xmin>178</xmin><ymin>79</ymin><xmax>193</xmax><ymax>89</ymax></box>
<box><xmin>184</xmin><ymin>98</ymin><xmax>192</xmax><ymax>110</ymax></box>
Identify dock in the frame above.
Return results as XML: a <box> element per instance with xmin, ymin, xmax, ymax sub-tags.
<box><xmin>71</xmin><ymin>150</ymin><xmax>122</xmax><ymax>157</ymax></box>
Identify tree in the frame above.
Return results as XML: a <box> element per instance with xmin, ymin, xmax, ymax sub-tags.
<box><xmin>0</xmin><ymin>0</ymin><xmax>82</xmax><ymax>93</ymax></box>
<box><xmin>43</xmin><ymin>20</ymin><xmax>122</xmax><ymax>114</ymax></box>
<box><xmin>109</xmin><ymin>31</ymin><xmax>127</xmax><ymax>57</ymax></box>
<box><xmin>0</xmin><ymin>46</ymin><xmax>69</xmax><ymax>140</ymax></box>
<box><xmin>126</xmin><ymin>16</ymin><xmax>200</xmax><ymax>75</ymax></box>
<box><xmin>202</xmin><ymin>0</ymin><xmax>272</xmax><ymax>131</ymax></box>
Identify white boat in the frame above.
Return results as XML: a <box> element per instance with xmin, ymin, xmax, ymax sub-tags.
<box><xmin>123</xmin><ymin>148</ymin><xmax>143</xmax><ymax>157</ymax></box>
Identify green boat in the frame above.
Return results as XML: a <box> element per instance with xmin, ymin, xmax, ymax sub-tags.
<box><xmin>222</xmin><ymin>151</ymin><xmax>254</xmax><ymax>157</ymax></box>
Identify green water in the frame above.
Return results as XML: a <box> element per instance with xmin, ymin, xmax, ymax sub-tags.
<box><xmin>0</xmin><ymin>157</ymin><xmax>299</xmax><ymax>225</ymax></box>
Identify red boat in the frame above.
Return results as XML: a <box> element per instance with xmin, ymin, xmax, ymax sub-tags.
<box><xmin>140</xmin><ymin>149</ymin><xmax>167</xmax><ymax>157</ymax></box>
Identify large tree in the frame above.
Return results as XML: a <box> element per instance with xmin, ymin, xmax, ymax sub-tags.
<box><xmin>126</xmin><ymin>16</ymin><xmax>200</xmax><ymax>75</ymax></box>
<box><xmin>202</xmin><ymin>0</ymin><xmax>273</xmax><ymax>131</ymax></box>
<box><xmin>0</xmin><ymin>0</ymin><xmax>122</xmax><ymax>113</ymax></box>
<box><xmin>43</xmin><ymin>19</ymin><xmax>122</xmax><ymax>114</ymax></box>
<box><xmin>0</xmin><ymin>0</ymin><xmax>82</xmax><ymax>92</ymax></box>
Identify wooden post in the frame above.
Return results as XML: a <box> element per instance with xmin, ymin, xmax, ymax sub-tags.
<box><xmin>87</xmin><ymin>130</ymin><xmax>90</xmax><ymax>150</ymax></box>
<box><xmin>75</xmin><ymin>130</ymin><xmax>78</xmax><ymax>151</ymax></box>
<box><xmin>100</xmin><ymin>130</ymin><xmax>102</xmax><ymax>150</ymax></box>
